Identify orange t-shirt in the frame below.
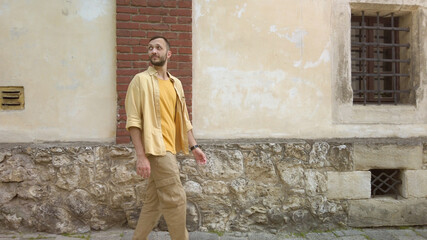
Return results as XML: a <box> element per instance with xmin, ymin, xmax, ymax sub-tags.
<box><xmin>158</xmin><ymin>77</ymin><xmax>177</xmax><ymax>154</ymax></box>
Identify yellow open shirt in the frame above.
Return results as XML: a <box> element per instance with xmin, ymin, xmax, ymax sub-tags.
<box><xmin>125</xmin><ymin>66</ymin><xmax>193</xmax><ymax>156</ymax></box>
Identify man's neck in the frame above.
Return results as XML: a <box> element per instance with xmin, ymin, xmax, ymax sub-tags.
<box><xmin>154</xmin><ymin>65</ymin><xmax>169</xmax><ymax>80</ymax></box>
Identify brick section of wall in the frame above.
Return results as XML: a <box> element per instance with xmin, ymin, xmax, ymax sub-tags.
<box><xmin>116</xmin><ymin>0</ymin><xmax>193</xmax><ymax>144</ymax></box>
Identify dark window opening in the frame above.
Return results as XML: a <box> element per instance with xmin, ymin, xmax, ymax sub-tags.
<box><xmin>351</xmin><ymin>11</ymin><xmax>411</xmax><ymax>105</ymax></box>
<box><xmin>370</xmin><ymin>169</ymin><xmax>402</xmax><ymax>199</ymax></box>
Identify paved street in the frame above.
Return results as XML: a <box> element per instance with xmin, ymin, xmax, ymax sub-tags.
<box><xmin>0</xmin><ymin>227</ymin><xmax>426</xmax><ymax>240</ymax></box>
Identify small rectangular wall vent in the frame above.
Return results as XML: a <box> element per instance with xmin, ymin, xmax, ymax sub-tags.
<box><xmin>0</xmin><ymin>86</ymin><xmax>25</xmax><ymax>110</ymax></box>
<box><xmin>371</xmin><ymin>169</ymin><xmax>402</xmax><ymax>199</ymax></box>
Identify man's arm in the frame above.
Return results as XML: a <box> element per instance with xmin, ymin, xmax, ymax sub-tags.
<box><xmin>187</xmin><ymin>130</ymin><xmax>207</xmax><ymax>165</ymax></box>
<box><xmin>129</xmin><ymin>127</ymin><xmax>151</xmax><ymax>178</ymax></box>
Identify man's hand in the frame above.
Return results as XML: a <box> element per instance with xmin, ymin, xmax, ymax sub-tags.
<box><xmin>136</xmin><ymin>155</ymin><xmax>151</xmax><ymax>178</ymax></box>
<box><xmin>192</xmin><ymin>148</ymin><xmax>207</xmax><ymax>165</ymax></box>
<box><xmin>129</xmin><ymin>127</ymin><xmax>150</xmax><ymax>178</ymax></box>
<box><xmin>187</xmin><ymin>130</ymin><xmax>207</xmax><ymax>165</ymax></box>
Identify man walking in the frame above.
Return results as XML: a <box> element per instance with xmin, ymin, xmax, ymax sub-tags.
<box><xmin>125</xmin><ymin>36</ymin><xmax>207</xmax><ymax>240</ymax></box>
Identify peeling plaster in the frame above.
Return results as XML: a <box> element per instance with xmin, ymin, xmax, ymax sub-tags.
<box><xmin>78</xmin><ymin>0</ymin><xmax>108</xmax><ymax>21</ymax></box>
<box><xmin>0</xmin><ymin>2</ymin><xmax>9</xmax><ymax>16</ymax></box>
<box><xmin>269</xmin><ymin>25</ymin><xmax>278</xmax><ymax>33</ymax></box>
<box><xmin>9</xmin><ymin>26</ymin><xmax>28</xmax><ymax>40</ymax></box>
<box><xmin>293</xmin><ymin>60</ymin><xmax>302</xmax><ymax>67</ymax></box>
<box><xmin>203</xmin><ymin>67</ymin><xmax>323</xmax><ymax>116</ymax></box>
<box><xmin>235</xmin><ymin>3</ymin><xmax>247</xmax><ymax>18</ymax></box>
<box><xmin>304</xmin><ymin>42</ymin><xmax>331</xmax><ymax>69</ymax></box>
<box><xmin>194</xmin><ymin>0</ymin><xmax>214</xmax><ymax>27</ymax></box>
<box><xmin>197</xmin><ymin>65</ymin><xmax>326</xmax><ymax>136</ymax></box>
<box><xmin>289</xmin><ymin>87</ymin><xmax>298</xmax><ymax>99</ymax></box>
<box><xmin>194</xmin><ymin>2</ymin><xmax>203</xmax><ymax>24</ymax></box>
<box><xmin>269</xmin><ymin>25</ymin><xmax>307</xmax><ymax>48</ymax></box>
<box><xmin>251</xmin><ymin>23</ymin><xmax>262</xmax><ymax>33</ymax></box>
<box><xmin>193</xmin><ymin>0</ymin><xmax>427</xmax><ymax>139</ymax></box>
<box><xmin>204</xmin><ymin>66</ymin><xmax>287</xmax><ymax>110</ymax></box>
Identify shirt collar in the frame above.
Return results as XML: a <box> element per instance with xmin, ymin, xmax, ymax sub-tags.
<box><xmin>148</xmin><ymin>66</ymin><xmax>175</xmax><ymax>83</ymax></box>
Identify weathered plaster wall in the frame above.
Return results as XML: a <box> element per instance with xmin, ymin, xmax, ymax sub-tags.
<box><xmin>0</xmin><ymin>0</ymin><xmax>116</xmax><ymax>142</ymax></box>
<box><xmin>192</xmin><ymin>0</ymin><xmax>427</xmax><ymax>139</ymax></box>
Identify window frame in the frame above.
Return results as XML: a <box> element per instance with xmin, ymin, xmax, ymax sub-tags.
<box><xmin>331</xmin><ymin>1</ymin><xmax>427</xmax><ymax>125</ymax></box>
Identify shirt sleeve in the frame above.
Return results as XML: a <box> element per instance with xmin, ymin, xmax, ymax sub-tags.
<box><xmin>180</xmin><ymin>84</ymin><xmax>193</xmax><ymax>132</ymax></box>
<box><xmin>125</xmin><ymin>77</ymin><xmax>143</xmax><ymax>131</ymax></box>
<box><xmin>183</xmin><ymin>99</ymin><xmax>193</xmax><ymax>131</ymax></box>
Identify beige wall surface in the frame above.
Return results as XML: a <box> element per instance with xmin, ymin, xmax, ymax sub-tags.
<box><xmin>0</xmin><ymin>0</ymin><xmax>116</xmax><ymax>142</ymax></box>
<box><xmin>193</xmin><ymin>0</ymin><xmax>427</xmax><ymax>139</ymax></box>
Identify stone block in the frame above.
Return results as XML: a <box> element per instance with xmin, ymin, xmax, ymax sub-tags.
<box><xmin>423</xmin><ymin>144</ymin><xmax>427</xmax><ymax>169</ymax></box>
<box><xmin>332</xmin><ymin>228</ymin><xmax>365</xmax><ymax>237</ymax></box>
<box><xmin>385</xmin><ymin>229</ymin><xmax>420</xmax><ymax>239</ymax></box>
<box><xmin>327</xmin><ymin>144</ymin><xmax>352</xmax><ymax>171</ymax></box>
<box><xmin>184</xmin><ymin>181</ymin><xmax>203</xmax><ymax>197</ymax></box>
<box><xmin>415</xmin><ymin>228</ymin><xmax>427</xmax><ymax>238</ymax></box>
<box><xmin>202</xmin><ymin>180</ymin><xmax>229</xmax><ymax>195</ymax></box>
<box><xmin>248</xmin><ymin>232</ymin><xmax>280</xmax><ymax>240</ymax></box>
<box><xmin>401</xmin><ymin>170</ymin><xmax>427</xmax><ymax>198</ymax></box>
<box><xmin>354</xmin><ymin>144</ymin><xmax>423</xmax><ymax>170</ymax></box>
<box><xmin>327</xmin><ymin>171</ymin><xmax>371</xmax><ymax>199</ymax></box>
<box><xmin>305</xmin><ymin>170</ymin><xmax>327</xmax><ymax>196</ymax></box>
<box><xmin>220</xmin><ymin>235</ymin><xmax>247</xmax><ymax>240</ymax></box>
<box><xmin>306</xmin><ymin>232</ymin><xmax>337</xmax><ymax>240</ymax></box>
<box><xmin>151</xmin><ymin>231</ymin><xmax>171</xmax><ymax>240</ymax></box>
<box><xmin>362</xmin><ymin>229</ymin><xmax>401</xmax><ymax>240</ymax></box>
<box><xmin>189</xmin><ymin>232</ymin><xmax>219</xmax><ymax>240</ymax></box>
<box><xmin>198</xmin><ymin>150</ymin><xmax>244</xmax><ymax>181</ymax></box>
<box><xmin>348</xmin><ymin>198</ymin><xmax>427</xmax><ymax>227</ymax></box>
<box><xmin>337</xmin><ymin>237</ymin><xmax>367</xmax><ymax>240</ymax></box>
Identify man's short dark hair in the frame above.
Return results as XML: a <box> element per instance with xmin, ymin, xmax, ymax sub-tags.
<box><xmin>149</xmin><ymin>36</ymin><xmax>170</xmax><ymax>50</ymax></box>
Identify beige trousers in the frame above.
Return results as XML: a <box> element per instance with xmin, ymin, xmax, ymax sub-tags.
<box><xmin>132</xmin><ymin>152</ymin><xmax>188</xmax><ymax>240</ymax></box>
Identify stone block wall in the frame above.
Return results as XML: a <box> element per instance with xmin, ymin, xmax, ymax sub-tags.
<box><xmin>345</xmin><ymin>143</ymin><xmax>427</xmax><ymax>227</ymax></box>
<box><xmin>0</xmin><ymin>139</ymin><xmax>426</xmax><ymax>234</ymax></box>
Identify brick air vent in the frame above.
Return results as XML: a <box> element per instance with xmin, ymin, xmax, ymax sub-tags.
<box><xmin>0</xmin><ymin>86</ymin><xmax>24</xmax><ymax>110</ymax></box>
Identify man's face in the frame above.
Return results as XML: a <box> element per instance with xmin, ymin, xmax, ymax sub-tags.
<box><xmin>148</xmin><ymin>38</ymin><xmax>170</xmax><ymax>67</ymax></box>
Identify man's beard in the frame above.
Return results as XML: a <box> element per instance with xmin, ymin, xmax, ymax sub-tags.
<box><xmin>150</xmin><ymin>55</ymin><xmax>167</xmax><ymax>66</ymax></box>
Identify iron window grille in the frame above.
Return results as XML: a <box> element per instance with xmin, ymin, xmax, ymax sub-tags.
<box><xmin>370</xmin><ymin>169</ymin><xmax>402</xmax><ymax>199</ymax></box>
<box><xmin>351</xmin><ymin>11</ymin><xmax>411</xmax><ymax>105</ymax></box>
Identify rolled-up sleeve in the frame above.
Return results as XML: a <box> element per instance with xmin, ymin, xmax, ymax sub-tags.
<box><xmin>125</xmin><ymin>78</ymin><xmax>143</xmax><ymax>131</ymax></box>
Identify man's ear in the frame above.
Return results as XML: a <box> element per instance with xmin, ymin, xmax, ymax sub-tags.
<box><xmin>167</xmin><ymin>50</ymin><xmax>172</xmax><ymax>59</ymax></box>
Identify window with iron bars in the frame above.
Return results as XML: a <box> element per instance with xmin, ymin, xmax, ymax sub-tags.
<box><xmin>351</xmin><ymin>11</ymin><xmax>411</xmax><ymax>105</ymax></box>
<box><xmin>370</xmin><ymin>169</ymin><xmax>402</xmax><ymax>199</ymax></box>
